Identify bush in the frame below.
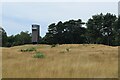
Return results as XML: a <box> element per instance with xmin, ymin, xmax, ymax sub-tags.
<box><xmin>34</xmin><ymin>52</ymin><xmax>45</xmax><ymax>58</ymax></box>
<box><xmin>51</xmin><ymin>44</ymin><xmax>57</xmax><ymax>48</ymax></box>
<box><xmin>21</xmin><ymin>47</ymin><xmax>36</xmax><ymax>52</ymax></box>
<box><xmin>66</xmin><ymin>48</ymin><xmax>70</xmax><ymax>52</ymax></box>
<box><xmin>51</xmin><ymin>44</ymin><xmax>59</xmax><ymax>48</ymax></box>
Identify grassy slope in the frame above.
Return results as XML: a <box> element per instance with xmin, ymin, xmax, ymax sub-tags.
<box><xmin>2</xmin><ymin>44</ymin><xmax>118</xmax><ymax>78</ymax></box>
<box><xmin>0</xmin><ymin>47</ymin><xmax>2</xmax><ymax>79</ymax></box>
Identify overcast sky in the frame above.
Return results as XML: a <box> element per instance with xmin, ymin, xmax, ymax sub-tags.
<box><xmin>1</xmin><ymin>2</ymin><xmax>119</xmax><ymax>37</ymax></box>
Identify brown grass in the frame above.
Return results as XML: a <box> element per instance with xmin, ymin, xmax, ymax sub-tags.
<box><xmin>0</xmin><ymin>47</ymin><xmax>2</xmax><ymax>79</ymax></box>
<box><xmin>2</xmin><ymin>44</ymin><xmax>118</xmax><ymax>78</ymax></box>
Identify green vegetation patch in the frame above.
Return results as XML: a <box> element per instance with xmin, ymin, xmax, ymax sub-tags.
<box><xmin>20</xmin><ymin>47</ymin><xmax>36</xmax><ymax>52</ymax></box>
<box><xmin>34</xmin><ymin>52</ymin><xmax>45</xmax><ymax>58</ymax></box>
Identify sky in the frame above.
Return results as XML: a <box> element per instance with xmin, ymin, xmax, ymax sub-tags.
<box><xmin>1</xmin><ymin>1</ymin><xmax>119</xmax><ymax>37</ymax></box>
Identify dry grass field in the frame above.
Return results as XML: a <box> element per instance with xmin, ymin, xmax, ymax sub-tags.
<box><xmin>2</xmin><ymin>44</ymin><xmax>118</xmax><ymax>78</ymax></box>
<box><xmin>0</xmin><ymin>47</ymin><xmax>2</xmax><ymax>79</ymax></box>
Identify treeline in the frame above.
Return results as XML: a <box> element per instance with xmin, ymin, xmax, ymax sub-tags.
<box><xmin>43</xmin><ymin>13</ymin><xmax>120</xmax><ymax>46</ymax></box>
<box><xmin>2</xmin><ymin>13</ymin><xmax>120</xmax><ymax>47</ymax></box>
<box><xmin>2</xmin><ymin>31</ymin><xmax>32</xmax><ymax>47</ymax></box>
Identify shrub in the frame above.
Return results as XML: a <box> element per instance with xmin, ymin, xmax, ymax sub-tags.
<box><xmin>27</xmin><ymin>47</ymin><xmax>36</xmax><ymax>51</ymax></box>
<box><xmin>66</xmin><ymin>48</ymin><xmax>70</xmax><ymax>52</ymax></box>
<box><xmin>34</xmin><ymin>52</ymin><xmax>45</xmax><ymax>58</ymax></box>
<box><xmin>20</xmin><ymin>47</ymin><xmax>36</xmax><ymax>52</ymax></box>
<box><xmin>51</xmin><ymin>44</ymin><xmax>57</xmax><ymax>48</ymax></box>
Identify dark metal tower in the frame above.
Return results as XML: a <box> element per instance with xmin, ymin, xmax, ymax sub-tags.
<box><xmin>32</xmin><ymin>24</ymin><xmax>40</xmax><ymax>44</ymax></box>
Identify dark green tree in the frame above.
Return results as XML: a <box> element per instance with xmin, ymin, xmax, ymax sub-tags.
<box><xmin>14</xmin><ymin>31</ymin><xmax>31</xmax><ymax>45</ymax></box>
<box><xmin>86</xmin><ymin>13</ymin><xmax>117</xmax><ymax>45</ymax></box>
<box><xmin>114</xmin><ymin>15</ymin><xmax>120</xmax><ymax>45</ymax></box>
<box><xmin>44</xmin><ymin>23</ymin><xmax>57</xmax><ymax>44</ymax></box>
<box><xmin>6</xmin><ymin>31</ymin><xmax>31</xmax><ymax>47</ymax></box>
<box><xmin>44</xmin><ymin>19</ymin><xmax>86</xmax><ymax>44</ymax></box>
<box><xmin>6</xmin><ymin>35</ymin><xmax>15</xmax><ymax>47</ymax></box>
<box><xmin>1</xmin><ymin>27</ymin><xmax>8</xmax><ymax>47</ymax></box>
<box><xmin>86</xmin><ymin>13</ymin><xmax>104</xmax><ymax>44</ymax></box>
<box><xmin>102</xmin><ymin>13</ymin><xmax>117</xmax><ymax>45</ymax></box>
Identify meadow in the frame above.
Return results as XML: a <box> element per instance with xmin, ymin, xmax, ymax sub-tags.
<box><xmin>2</xmin><ymin>44</ymin><xmax>118</xmax><ymax>78</ymax></box>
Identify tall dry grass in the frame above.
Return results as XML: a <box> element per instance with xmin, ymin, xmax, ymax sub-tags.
<box><xmin>2</xmin><ymin>44</ymin><xmax>118</xmax><ymax>78</ymax></box>
<box><xmin>0</xmin><ymin>47</ymin><xmax>2</xmax><ymax>79</ymax></box>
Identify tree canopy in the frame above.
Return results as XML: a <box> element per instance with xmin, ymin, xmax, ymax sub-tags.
<box><xmin>86</xmin><ymin>13</ymin><xmax>117</xmax><ymax>45</ymax></box>
<box><xmin>2</xmin><ymin>30</ymin><xmax>31</xmax><ymax>47</ymax></box>
<box><xmin>44</xmin><ymin>19</ymin><xmax>86</xmax><ymax>44</ymax></box>
<box><xmin>1</xmin><ymin>13</ymin><xmax>120</xmax><ymax>47</ymax></box>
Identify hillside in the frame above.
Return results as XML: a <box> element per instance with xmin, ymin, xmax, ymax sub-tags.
<box><xmin>2</xmin><ymin>44</ymin><xmax>118</xmax><ymax>78</ymax></box>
